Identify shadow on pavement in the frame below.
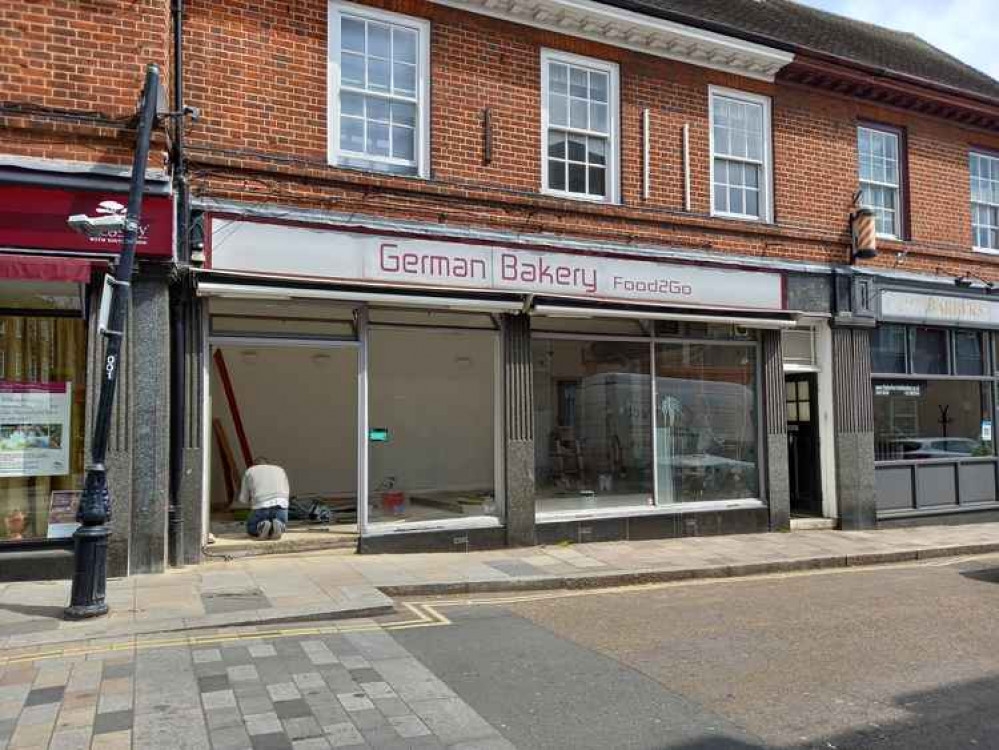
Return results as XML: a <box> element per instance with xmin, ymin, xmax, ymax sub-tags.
<box><xmin>670</xmin><ymin>672</ymin><xmax>999</xmax><ymax>750</ymax></box>
<box><xmin>959</xmin><ymin>566</ymin><xmax>999</xmax><ymax>584</ymax></box>
<box><xmin>0</xmin><ymin>601</ymin><xmax>65</xmax><ymax>619</ymax></box>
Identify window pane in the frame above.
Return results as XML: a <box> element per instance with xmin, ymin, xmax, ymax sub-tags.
<box><xmin>549</xmin><ymin>63</ymin><xmax>567</xmax><ymax>94</ymax></box>
<box><xmin>590</xmin><ymin>102</ymin><xmax>608</xmax><ymax>134</ymax></box>
<box><xmin>909</xmin><ymin>327</ymin><xmax>948</xmax><ymax>375</ymax></box>
<box><xmin>0</xmin><ymin>317</ymin><xmax>88</xmax><ymax>542</ymax></box>
<box><xmin>340</xmin><ymin>115</ymin><xmax>364</xmax><ymax>152</ymax></box>
<box><xmin>955</xmin><ymin>331</ymin><xmax>985</xmax><ymax>376</ymax></box>
<box><xmin>368</xmin><ymin>22</ymin><xmax>390</xmax><ymax>58</ymax></box>
<box><xmin>391</xmin><ymin>101</ymin><xmax>416</xmax><ymax>128</ymax></box>
<box><xmin>369</xmin><ymin>327</ymin><xmax>499</xmax><ymax>524</ymax></box>
<box><xmin>393</xmin><ymin>62</ymin><xmax>416</xmax><ymax>96</ymax></box>
<box><xmin>549</xmin><ymin>93</ymin><xmax>567</xmax><ymax>127</ymax></box>
<box><xmin>533</xmin><ymin>339</ymin><xmax>653</xmax><ymax>513</ymax></box>
<box><xmin>569</xmin><ymin>67</ymin><xmax>587</xmax><ymax>98</ymax></box>
<box><xmin>745</xmin><ymin>189</ymin><xmax>759</xmax><ymax>218</ymax></box>
<box><xmin>588</xmin><ymin>166</ymin><xmax>605</xmax><ymax>197</ymax></box>
<box><xmin>655</xmin><ymin>343</ymin><xmax>759</xmax><ymax>503</ymax></box>
<box><xmin>367</xmin><ymin>97</ymin><xmax>389</xmax><ymax>123</ymax></box>
<box><xmin>341</xmin><ymin>91</ymin><xmax>364</xmax><ymax>117</ymax></box>
<box><xmin>366</xmin><ymin>121</ymin><xmax>390</xmax><ymax>156</ymax></box>
<box><xmin>341</xmin><ymin>52</ymin><xmax>365</xmax><ymax>87</ymax></box>
<box><xmin>589</xmin><ymin>72</ymin><xmax>608</xmax><ymax>102</ymax></box>
<box><xmin>569</xmin><ymin>98</ymin><xmax>588</xmax><ymax>130</ymax></box>
<box><xmin>568</xmin><ymin>162</ymin><xmax>586</xmax><ymax>193</ymax></box>
<box><xmin>548</xmin><ymin>158</ymin><xmax>566</xmax><ymax>191</ymax></box>
<box><xmin>547</xmin><ymin>131</ymin><xmax>566</xmax><ymax>159</ymax></box>
<box><xmin>567</xmin><ymin>133</ymin><xmax>585</xmax><ymax>163</ymax></box>
<box><xmin>874</xmin><ymin>380</ymin><xmax>994</xmax><ymax>461</ymax></box>
<box><xmin>367</xmin><ymin>57</ymin><xmax>390</xmax><ymax>92</ymax></box>
<box><xmin>588</xmin><ymin>137</ymin><xmax>606</xmax><ymax>166</ymax></box>
<box><xmin>393</xmin><ymin>27</ymin><xmax>417</xmax><ymax>64</ymax></box>
<box><xmin>871</xmin><ymin>324</ymin><xmax>907</xmax><ymax>373</ymax></box>
<box><xmin>391</xmin><ymin>125</ymin><xmax>414</xmax><ymax>161</ymax></box>
<box><xmin>342</xmin><ymin>17</ymin><xmax>366</xmax><ymax>52</ymax></box>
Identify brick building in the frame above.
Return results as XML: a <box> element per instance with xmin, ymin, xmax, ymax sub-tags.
<box><xmin>3</xmin><ymin>0</ymin><xmax>999</xmax><ymax>579</ymax></box>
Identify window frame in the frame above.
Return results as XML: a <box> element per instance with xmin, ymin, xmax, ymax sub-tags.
<box><xmin>540</xmin><ymin>48</ymin><xmax>620</xmax><ymax>205</ymax></box>
<box><xmin>970</xmin><ymin>149</ymin><xmax>999</xmax><ymax>254</ymax></box>
<box><xmin>708</xmin><ymin>85</ymin><xmax>774</xmax><ymax>224</ymax></box>
<box><xmin>857</xmin><ymin>122</ymin><xmax>907</xmax><ymax>240</ymax></box>
<box><xmin>327</xmin><ymin>0</ymin><xmax>431</xmax><ymax>178</ymax></box>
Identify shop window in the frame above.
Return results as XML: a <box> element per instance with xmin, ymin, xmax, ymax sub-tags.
<box><xmin>871</xmin><ymin>324</ymin><xmax>907</xmax><ymax>374</ymax></box>
<box><xmin>368</xmin><ymin>326</ymin><xmax>499</xmax><ymax>524</ymax></box>
<box><xmin>655</xmin><ymin>342</ymin><xmax>759</xmax><ymax>503</ymax></box>
<box><xmin>329</xmin><ymin>1</ymin><xmax>430</xmax><ymax>177</ymax></box>
<box><xmin>874</xmin><ymin>380</ymin><xmax>994</xmax><ymax>461</ymax></box>
<box><xmin>0</xmin><ymin>314</ymin><xmax>87</xmax><ymax>543</ymax></box>
<box><xmin>541</xmin><ymin>49</ymin><xmax>619</xmax><ymax>203</ymax></box>
<box><xmin>533</xmin><ymin>339</ymin><xmax>652</xmax><ymax>513</ymax></box>
<box><xmin>955</xmin><ymin>330</ymin><xmax>986</xmax><ymax>376</ymax></box>
<box><xmin>909</xmin><ymin>327</ymin><xmax>948</xmax><ymax>375</ymax></box>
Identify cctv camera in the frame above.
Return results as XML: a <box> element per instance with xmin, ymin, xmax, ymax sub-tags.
<box><xmin>67</xmin><ymin>214</ymin><xmax>126</xmax><ymax>239</ymax></box>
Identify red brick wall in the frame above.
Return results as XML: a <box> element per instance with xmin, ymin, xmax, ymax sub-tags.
<box><xmin>4</xmin><ymin>0</ymin><xmax>999</xmax><ymax>280</ymax></box>
<box><xmin>0</xmin><ymin>0</ymin><xmax>171</xmax><ymax>168</ymax></box>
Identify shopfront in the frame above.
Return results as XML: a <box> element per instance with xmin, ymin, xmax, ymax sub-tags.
<box><xmin>197</xmin><ymin>212</ymin><xmax>806</xmax><ymax>551</ymax></box>
<box><xmin>872</xmin><ymin>286</ymin><xmax>999</xmax><ymax>521</ymax></box>
<box><xmin>0</xmin><ymin>176</ymin><xmax>173</xmax><ymax>579</ymax></box>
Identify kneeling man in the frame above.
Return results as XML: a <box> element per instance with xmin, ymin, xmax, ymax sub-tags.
<box><xmin>238</xmin><ymin>458</ymin><xmax>289</xmax><ymax>540</ymax></box>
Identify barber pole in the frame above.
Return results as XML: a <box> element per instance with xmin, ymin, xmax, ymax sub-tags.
<box><xmin>851</xmin><ymin>207</ymin><xmax>877</xmax><ymax>261</ymax></box>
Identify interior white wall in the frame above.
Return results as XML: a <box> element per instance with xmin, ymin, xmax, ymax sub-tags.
<box><xmin>209</xmin><ymin>345</ymin><xmax>358</xmax><ymax>509</ymax></box>
<box><xmin>368</xmin><ymin>327</ymin><xmax>496</xmax><ymax>495</ymax></box>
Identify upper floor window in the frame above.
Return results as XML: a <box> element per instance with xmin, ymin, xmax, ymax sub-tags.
<box><xmin>709</xmin><ymin>87</ymin><xmax>772</xmax><ymax>222</ymax></box>
<box><xmin>970</xmin><ymin>151</ymin><xmax>999</xmax><ymax>252</ymax></box>
<box><xmin>541</xmin><ymin>49</ymin><xmax>619</xmax><ymax>203</ymax></box>
<box><xmin>857</xmin><ymin>124</ymin><xmax>903</xmax><ymax>238</ymax></box>
<box><xmin>328</xmin><ymin>1</ymin><xmax>429</xmax><ymax>177</ymax></box>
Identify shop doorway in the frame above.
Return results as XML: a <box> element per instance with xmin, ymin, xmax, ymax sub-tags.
<box><xmin>785</xmin><ymin>373</ymin><xmax>822</xmax><ymax>516</ymax></box>
<box><xmin>208</xmin><ymin>340</ymin><xmax>359</xmax><ymax>549</ymax></box>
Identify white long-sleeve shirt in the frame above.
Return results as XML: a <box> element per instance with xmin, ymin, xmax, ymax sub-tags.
<box><xmin>237</xmin><ymin>464</ymin><xmax>290</xmax><ymax>510</ymax></box>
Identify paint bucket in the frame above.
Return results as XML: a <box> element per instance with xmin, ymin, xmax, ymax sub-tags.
<box><xmin>382</xmin><ymin>491</ymin><xmax>406</xmax><ymax>515</ymax></box>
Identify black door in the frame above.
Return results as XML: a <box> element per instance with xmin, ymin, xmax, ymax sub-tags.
<box><xmin>786</xmin><ymin>374</ymin><xmax>822</xmax><ymax>516</ymax></box>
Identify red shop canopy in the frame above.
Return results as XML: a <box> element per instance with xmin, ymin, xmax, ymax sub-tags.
<box><xmin>0</xmin><ymin>253</ymin><xmax>95</xmax><ymax>283</ymax></box>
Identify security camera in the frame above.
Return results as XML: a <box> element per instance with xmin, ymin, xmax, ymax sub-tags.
<box><xmin>67</xmin><ymin>214</ymin><xmax>126</xmax><ymax>239</ymax></box>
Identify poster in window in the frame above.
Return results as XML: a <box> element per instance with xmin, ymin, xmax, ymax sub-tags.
<box><xmin>0</xmin><ymin>382</ymin><xmax>72</xmax><ymax>478</ymax></box>
<box><xmin>47</xmin><ymin>490</ymin><xmax>81</xmax><ymax>539</ymax></box>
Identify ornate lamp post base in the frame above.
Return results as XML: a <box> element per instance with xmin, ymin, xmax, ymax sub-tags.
<box><xmin>65</xmin><ymin>522</ymin><xmax>111</xmax><ymax>620</ymax></box>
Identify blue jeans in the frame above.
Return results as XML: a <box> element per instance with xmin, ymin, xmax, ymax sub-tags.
<box><xmin>246</xmin><ymin>507</ymin><xmax>288</xmax><ymax>536</ymax></box>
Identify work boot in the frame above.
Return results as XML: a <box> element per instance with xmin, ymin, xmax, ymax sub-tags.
<box><xmin>270</xmin><ymin>520</ymin><xmax>285</xmax><ymax>540</ymax></box>
<box><xmin>256</xmin><ymin>519</ymin><xmax>272</xmax><ymax>539</ymax></box>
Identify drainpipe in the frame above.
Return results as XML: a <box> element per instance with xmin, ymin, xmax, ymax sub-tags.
<box><xmin>168</xmin><ymin>0</ymin><xmax>188</xmax><ymax>567</ymax></box>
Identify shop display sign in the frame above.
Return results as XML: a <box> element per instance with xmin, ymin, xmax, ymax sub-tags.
<box><xmin>209</xmin><ymin>219</ymin><xmax>785</xmax><ymax>311</ymax></box>
<box><xmin>47</xmin><ymin>490</ymin><xmax>82</xmax><ymax>539</ymax></box>
<box><xmin>880</xmin><ymin>290</ymin><xmax>999</xmax><ymax>327</ymax></box>
<box><xmin>0</xmin><ymin>185</ymin><xmax>173</xmax><ymax>258</ymax></box>
<box><xmin>0</xmin><ymin>381</ymin><xmax>72</xmax><ymax>478</ymax></box>
<box><xmin>874</xmin><ymin>383</ymin><xmax>922</xmax><ymax>398</ymax></box>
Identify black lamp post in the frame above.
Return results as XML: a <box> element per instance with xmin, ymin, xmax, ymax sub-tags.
<box><xmin>65</xmin><ymin>64</ymin><xmax>162</xmax><ymax>620</ymax></box>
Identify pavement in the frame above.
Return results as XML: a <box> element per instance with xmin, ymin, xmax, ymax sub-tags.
<box><xmin>3</xmin><ymin>522</ymin><xmax>999</xmax><ymax>652</ymax></box>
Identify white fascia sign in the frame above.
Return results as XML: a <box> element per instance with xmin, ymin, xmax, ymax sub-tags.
<box><xmin>208</xmin><ymin>218</ymin><xmax>785</xmax><ymax>312</ymax></box>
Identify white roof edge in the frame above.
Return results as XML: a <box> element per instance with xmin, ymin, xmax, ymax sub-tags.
<box><xmin>427</xmin><ymin>0</ymin><xmax>794</xmax><ymax>81</ymax></box>
<box><xmin>0</xmin><ymin>154</ymin><xmax>170</xmax><ymax>182</ymax></box>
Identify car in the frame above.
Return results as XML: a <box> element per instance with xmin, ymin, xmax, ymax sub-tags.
<box><xmin>888</xmin><ymin>437</ymin><xmax>981</xmax><ymax>459</ymax></box>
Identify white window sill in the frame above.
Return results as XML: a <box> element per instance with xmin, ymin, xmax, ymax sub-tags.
<box><xmin>536</xmin><ymin>498</ymin><xmax>765</xmax><ymax>524</ymax></box>
<box><xmin>541</xmin><ymin>187</ymin><xmax>617</xmax><ymax>205</ymax></box>
<box><xmin>972</xmin><ymin>246</ymin><xmax>999</xmax><ymax>256</ymax></box>
<box><xmin>710</xmin><ymin>211</ymin><xmax>770</xmax><ymax>224</ymax></box>
<box><xmin>362</xmin><ymin>515</ymin><xmax>502</xmax><ymax>537</ymax></box>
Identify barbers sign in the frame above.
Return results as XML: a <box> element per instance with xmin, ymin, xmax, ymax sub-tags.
<box><xmin>208</xmin><ymin>218</ymin><xmax>785</xmax><ymax>311</ymax></box>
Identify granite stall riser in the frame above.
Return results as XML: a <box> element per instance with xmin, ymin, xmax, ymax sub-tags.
<box><xmin>535</xmin><ymin>508</ymin><xmax>770</xmax><ymax>546</ymax></box>
<box><xmin>357</xmin><ymin>527</ymin><xmax>507</xmax><ymax>554</ymax></box>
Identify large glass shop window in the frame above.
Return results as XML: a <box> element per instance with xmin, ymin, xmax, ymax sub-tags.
<box><xmin>533</xmin><ymin>339</ymin><xmax>653</xmax><ymax>513</ymax></box>
<box><xmin>874</xmin><ymin>380</ymin><xmax>993</xmax><ymax>461</ymax></box>
<box><xmin>0</xmin><ymin>316</ymin><xmax>87</xmax><ymax>543</ymax></box>
<box><xmin>533</xmin><ymin>330</ymin><xmax>761</xmax><ymax>514</ymax></box>
<box><xmin>368</xmin><ymin>324</ymin><xmax>499</xmax><ymax>525</ymax></box>
<box><xmin>655</xmin><ymin>342</ymin><xmax>759</xmax><ymax>503</ymax></box>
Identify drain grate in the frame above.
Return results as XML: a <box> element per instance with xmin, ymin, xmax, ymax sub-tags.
<box><xmin>200</xmin><ymin>588</ymin><xmax>271</xmax><ymax>615</ymax></box>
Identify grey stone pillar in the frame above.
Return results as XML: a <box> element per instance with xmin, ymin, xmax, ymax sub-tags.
<box><xmin>832</xmin><ymin>326</ymin><xmax>877</xmax><ymax>529</ymax></box>
<box><xmin>503</xmin><ymin>314</ymin><xmax>535</xmax><ymax>547</ymax></box>
<box><xmin>761</xmin><ymin>330</ymin><xmax>790</xmax><ymax>531</ymax></box>
<box><xmin>180</xmin><ymin>296</ymin><xmax>205</xmax><ymax>565</ymax></box>
<box><xmin>128</xmin><ymin>276</ymin><xmax>171</xmax><ymax>574</ymax></box>
<box><xmin>84</xmin><ymin>282</ymin><xmax>133</xmax><ymax>578</ymax></box>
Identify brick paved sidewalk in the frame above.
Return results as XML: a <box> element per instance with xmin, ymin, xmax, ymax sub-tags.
<box><xmin>0</xmin><ymin>619</ymin><xmax>515</xmax><ymax>750</ymax></box>
<box><xmin>3</xmin><ymin>522</ymin><xmax>999</xmax><ymax>652</ymax></box>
